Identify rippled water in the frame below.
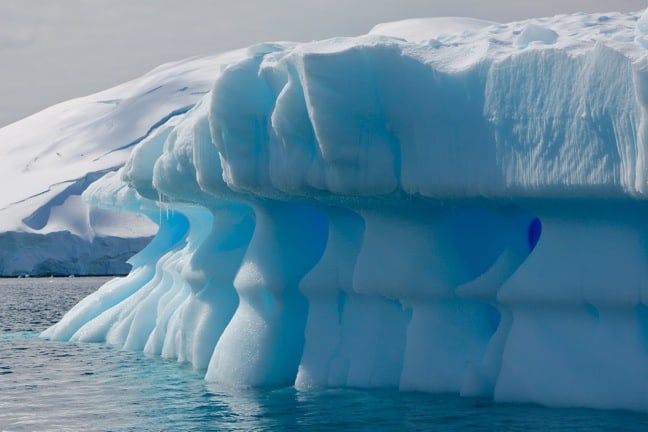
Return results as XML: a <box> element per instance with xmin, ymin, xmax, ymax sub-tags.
<box><xmin>2</xmin><ymin>277</ymin><xmax>648</xmax><ymax>431</ymax></box>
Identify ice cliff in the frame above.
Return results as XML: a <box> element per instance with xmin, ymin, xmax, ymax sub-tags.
<box><xmin>43</xmin><ymin>10</ymin><xmax>648</xmax><ymax>411</ymax></box>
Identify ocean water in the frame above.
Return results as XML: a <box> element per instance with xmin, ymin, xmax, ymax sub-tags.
<box><xmin>2</xmin><ymin>278</ymin><xmax>648</xmax><ymax>432</ymax></box>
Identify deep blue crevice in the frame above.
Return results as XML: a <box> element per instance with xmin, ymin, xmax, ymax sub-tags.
<box><xmin>528</xmin><ymin>217</ymin><xmax>542</xmax><ymax>252</ymax></box>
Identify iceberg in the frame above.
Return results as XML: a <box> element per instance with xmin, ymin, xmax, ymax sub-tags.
<box><xmin>42</xmin><ymin>10</ymin><xmax>648</xmax><ymax>411</ymax></box>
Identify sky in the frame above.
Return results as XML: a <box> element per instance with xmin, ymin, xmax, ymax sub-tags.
<box><xmin>0</xmin><ymin>0</ymin><xmax>646</xmax><ymax>127</ymax></box>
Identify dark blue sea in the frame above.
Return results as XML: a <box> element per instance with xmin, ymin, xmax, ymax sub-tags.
<box><xmin>2</xmin><ymin>277</ymin><xmax>648</xmax><ymax>431</ymax></box>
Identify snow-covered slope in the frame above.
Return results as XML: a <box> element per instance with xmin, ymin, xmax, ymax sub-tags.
<box><xmin>41</xmin><ymin>10</ymin><xmax>648</xmax><ymax>411</ymax></box>
<box><xmin>0</xmin><ymin>52</ymin><xmax>249</xmax><ymax>276</ymax></box>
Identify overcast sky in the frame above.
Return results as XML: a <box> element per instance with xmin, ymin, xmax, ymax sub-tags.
<box><xmin>0</xmin><ymin>0</ymin><xmax>645</xmax><ymax>126</ymax></box>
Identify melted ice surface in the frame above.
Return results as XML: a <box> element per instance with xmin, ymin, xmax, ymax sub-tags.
<box><xmin>42</xmin><ymin>9</ymin><xmax>648</xmax><ymax>411</ymax></box>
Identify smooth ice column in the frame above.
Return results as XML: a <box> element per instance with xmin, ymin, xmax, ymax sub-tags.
<box><xmin>495</xmin><ymin>203</ymin><xmax>648</xmax><ymax>410</ymax></box>
<box><xmin>295</xmin><ymin>207</ymin><xmax>364</xmax><ymax>388</ymax></box>
<box><xmin>326</xmin><ymin>293</ymin><xmax>411</xmax><ymax>388</ymax></box>
<box><xmin>205</xmin><ymin>200</ymin><xmax>328</xmax><ymax>386</ymax></box>
<box><xmin>108</xmin><ymin>211</ymin><xmax>190</xmax><ymax>350</ymax></box>
<box><xmin>42</xmin><ymin>209</ymin><xmax>187</xmax><ymax>343</ymax></box>
<box><xmin>400</xmin><ymin>298</ymin><xmax>499</xmax><ymax>392</ymax></box>
<box><xmin>350</xmin><ymin>204</ymin><xmax>462</xmax><ymax>390</ymax></box>
<box><xmin>41</xmin><ymin>269</ymin><xmax>148</xmax><ymax>342</ymax></box>
<box><xmin>399</xmin><ymin>208</ymin><xmax>538</xmax><ymax>393</ymax></box>
<box><xmin>161</xmin><ymin>205</ymin><xmax>253</xmax><ymax>369</ymax></box>
<box><xmin>456</xmin><ymin>211</ymin><xmax>541</xmax><ymax>397</ymax></box>
<box><xmin>142</xmin><ymin>262</ymin><xmax>190</xmax><ymax>354</ymax></box>
<box><xmin>350</xmin><ymin>205</ymin><xmax>527</xmax><ymax>392</ymax></box>
<box><xmin>146</xmin><ymin>206</ymin><xmax>227</xmax><ymax>358</ymax></box>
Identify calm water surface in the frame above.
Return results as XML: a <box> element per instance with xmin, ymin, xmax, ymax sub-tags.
<box><xmin>1</xmin><ymin>277</ymin><xmax>648</xmax><ymax>431</ymax></box>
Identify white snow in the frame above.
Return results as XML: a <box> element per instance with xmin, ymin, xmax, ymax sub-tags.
<box><xmin>0</xmin><ymin>52</ymin><xmax>248</xmax><ymax>275</ymax></box>
<box><xmin>368</xmin><ymin>17</ymin><xmax>495</xmax><ymax>43</ymax></box>
<box><xmin>37</xmin><ymin>9</ymin><xmax>648</xmax><ymax>411</ymax></box>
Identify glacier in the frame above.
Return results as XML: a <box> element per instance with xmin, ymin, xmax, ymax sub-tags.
<box><xmin>0</xmin><ymin>55</ymin><xmax>241</xmax><ymax>276</ymax></box>
<box><xmin>41</xmin><ymin>10</ymin><xmax>648</xmax><ymax>411</ymax></box>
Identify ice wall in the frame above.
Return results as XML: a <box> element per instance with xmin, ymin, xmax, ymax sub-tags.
<box><xmin>44</xmin><ymin>10</ymin><xmax>648</xmax><ymax>411</ymax></box>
